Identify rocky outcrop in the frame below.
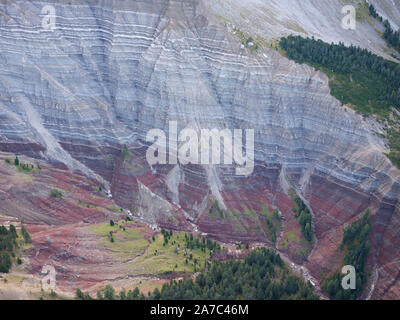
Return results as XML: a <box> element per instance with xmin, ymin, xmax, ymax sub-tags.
<box><xmin>0</xmin><ymin>0</ymin><xmax>399</xmax><ymax>299</ymax></box>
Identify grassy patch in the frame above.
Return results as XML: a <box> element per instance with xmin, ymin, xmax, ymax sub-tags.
<box><xmin>49</xmin><ymin>189</ymin><xmax>62</xmax><ymax>198</ymax></box>
<box><xmin>89</xmin><ymin>223</ymin><xmax>219</xmax><ymax>276</ymax></box>
<box><xmin>356</xmin><ymin>0</ymin><xmax>372</xmax><ymax>23</ymax></box>
<box><xmin>208</xmin><ymin>200</ymin><xmax>225</xmax><ymax>219</ymax></box>
<box><xmin>88</xmin><ymin>222</ymin><xmax>149</xmax><ymax>258</ymax></box>
<box><xmin>89</xmin><ymin>223</ymin><xmax>118</xmax><ymax>237</ymax></box>
<box><xmin>16</xmin><ymin>164</ymin><xmax>35</xmax><ymax>173</ymax></box>
<box><xmin>121</xmin><ymin>145</ymin><xmax>130</xmax><ymax>161</ymax></box>
<box><xmin>131</xmin><ymin>232</ymin><xmax>216</xmax><ymax>276</ymax></box>
<box><xmin>106</xmin><ymin>205</ymin><xmax>123</xmax><ymax>213</ymax></box>
<box><xmin>280</xmin><ymin>229</ymin><xmax>300</xmax><ymax>249</ymax></box>
<box><xmin>7</xmin><ymin>156</ymin><xmax>38</xmax><ymax>173</ymax></box>
<box><xmin>261</xmin><ymin>205</ymin><xmax>281</xmax><ymax>244</ymax></box>
<box><xmin>77</xmin><ymin>200</ymin><xmax>97</xmax><ymax>209</ymax></box>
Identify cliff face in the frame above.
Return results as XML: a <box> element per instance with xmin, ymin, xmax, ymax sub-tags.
<box><xmin>0</xmin><ymin>0</ymin><xmax>399</xmax><ymax>299</ymax></box>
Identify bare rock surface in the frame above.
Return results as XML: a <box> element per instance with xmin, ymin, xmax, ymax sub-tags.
<box><xmin>0</xmin><ymin>0</ymin><xmax>399</xmax><ymax>299</ymax></box>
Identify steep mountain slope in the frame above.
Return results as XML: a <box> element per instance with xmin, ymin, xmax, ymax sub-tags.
<box><xmin>0</xmin><ymin>0</ymin><xmax>399</xmax><ymax>299</ymax></box>
<box><xmin>207</xmin><ymin>0</ymin><xmax>400</xmax><ymax>61</ymax></box>
<box><xmin>370</xmin><ymin>0</ymin><xmax>400</xmax><ymax>30</ymax></box>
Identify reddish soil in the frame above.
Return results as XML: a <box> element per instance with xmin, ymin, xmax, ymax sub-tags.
<box><xmin>1</xmin><ymin>148</ymin><xmax>399</xmax><ymax>299</ymax></box>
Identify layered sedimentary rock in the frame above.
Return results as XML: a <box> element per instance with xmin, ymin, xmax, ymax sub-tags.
<box><xmin>0</xmin><ymin>0</ymin><xmax>399</xmax><ymax>299</ymax></box>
